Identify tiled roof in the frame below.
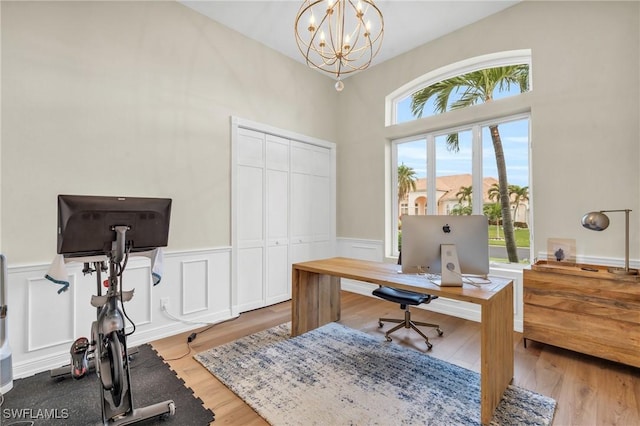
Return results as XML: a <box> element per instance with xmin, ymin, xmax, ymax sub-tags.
<box><xmin>413</xmin><ymin>174</ymin><xmax>499</xmax><ymax>203</ymax></box>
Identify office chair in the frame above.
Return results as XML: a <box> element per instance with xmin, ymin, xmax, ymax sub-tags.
<box><xmin>372</xmin><ymin>253</ymin><xmax>443</xmax><ymax>350</ymax></box>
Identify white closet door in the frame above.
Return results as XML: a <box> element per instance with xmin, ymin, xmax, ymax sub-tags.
<box><xmin>290</xmin><ymin>141</ymin><xmax>332</xmax><ymax>263</ymax></box>
<box><xmin>266</xmin><ymin>135</ymin><xmax>290</xmax><ymax>304</ymax></box>
<box><xmin>232</xmin><ymin>118</ymin><xmax>335</xmax><ymax>314</ymax></box>
<box><xmin>236</xmin><ymin>129</ymin><xmax>265</xmax><ymax>312</ymax></box>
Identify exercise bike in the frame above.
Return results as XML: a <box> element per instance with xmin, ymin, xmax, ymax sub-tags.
<box><xmin>50</xmin><ymin>195</ymin><xmax>174</xmax><ymax>425</ymax></box>
<box><xmin>71</xmin><ymin>226</ymin><xmax>175</xmax><ymax>425</ymax></box>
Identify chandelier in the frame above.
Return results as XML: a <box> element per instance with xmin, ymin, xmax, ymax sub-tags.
<box><xmin>294</xmin><ymin>0</ymin><xmax>384</xmax><ymax>91</ymax></box>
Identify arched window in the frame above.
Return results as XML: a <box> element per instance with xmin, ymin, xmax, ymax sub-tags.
<box><xmin>385</xmin><ymin>50</ymin><xmax>532</xmax><ymax>126</ymax></box>
<box><xmin>387</xmin><ymin>50</ymin><xmax>532</xmax><ymax>266</ymax></box>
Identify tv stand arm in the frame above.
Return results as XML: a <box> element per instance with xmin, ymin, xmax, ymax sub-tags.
<box><xmin>112</xmin><ymin>226</ymin><xmax>130</xmax><ymax>263</ymax></box>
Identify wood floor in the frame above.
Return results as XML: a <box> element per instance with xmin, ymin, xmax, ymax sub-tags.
<box><xmin>152</xmin><ymin>291</ymin><xmax>640</xmax><ymax>425</ymax></box>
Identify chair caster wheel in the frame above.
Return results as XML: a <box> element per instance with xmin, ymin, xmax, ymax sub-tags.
<box><xmin>385</xmin><ymin>336</ymin><xmax>392</xmax><ymax>342</ymax></box>
<box><xmin>378</xmin><ymin>321</ymin><xmax>384</xmax><ymax>328</ymax></box>
<box><xmin>426</xmin><ymin>341</ymin><xmax>433</xmax><ymax>350</ymax></box>
<box><xmin>436</xmin><ymin>329</ymin><xmax>444</xmax><ymax>336</ymax></box>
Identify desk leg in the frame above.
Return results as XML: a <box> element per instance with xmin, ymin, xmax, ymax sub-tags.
<box><xmin>291</xmin><ymin>268</ymin><xmax>340</xmax><ymax>337</ymax></box>
<box><xmin>480</xmin><ymin>283</ymin><xmax>514</xmax><ymax>425</ymax></box>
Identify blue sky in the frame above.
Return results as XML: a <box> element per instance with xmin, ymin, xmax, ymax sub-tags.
<box><xmin>396</xmin><ymin>88</ymin><xmax>529</xmax><ymax>187</ymax></box>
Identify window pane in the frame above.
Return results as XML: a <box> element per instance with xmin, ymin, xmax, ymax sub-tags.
<box><xmin>393</xmin><ymin>118</ymin><xmax>530</xmax><ymax>264</ymax></box>
<box><xmin>395</xmin><ymin>64</ymin><xmax>530</xmax><ymax>123</ymax></box>
<box><xmin>435</xmin><ymin>130</ymin><xmax>472</xmax><ymax>216</ymax></box>
<box><xmin>482</xmin><ymin>118</ymin><xmax>530</xmax><ymax>264</ymax></box>
<box><xmin>397</xmin><ymin>139</ymin><xmax>426</xmax><ymax>216</ymax></box>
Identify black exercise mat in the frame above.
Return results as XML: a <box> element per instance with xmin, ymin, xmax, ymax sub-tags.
<box><xmin>0</xmin><ymin>344</ymin><xmax>214</xmax><ymax>425</ymax></box>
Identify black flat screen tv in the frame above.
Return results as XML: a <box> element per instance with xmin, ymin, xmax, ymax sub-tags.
<box><xmin>57</xmin><ymin>195</ymin><xmax>172</xmax><ymax>257</ymax></box>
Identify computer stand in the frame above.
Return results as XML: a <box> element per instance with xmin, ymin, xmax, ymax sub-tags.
<box><xmin>439</xmin><ymin>244</ymin><xmax>462</xmax><ymax>286</ymax></box>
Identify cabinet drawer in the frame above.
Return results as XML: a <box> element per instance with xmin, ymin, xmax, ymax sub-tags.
<box><xmin>523</xmin><ymin>269</ymin><xmax>640</xmax><ymax>324</ymax></box>
<box><xmin>524</xmin><ymin>304</ymin><xmax>640</xmax><ymax>367</ymax></box>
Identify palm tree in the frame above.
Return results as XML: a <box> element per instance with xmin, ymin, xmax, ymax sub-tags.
<box><xmin>486</xmin><ymin>183</ymin><xmax>502</xmax><ymax>239</ymax></box>
<box><xmin>488</xmin><ymin>183</ymin><xmax>501</xmax><ymax>204</ymax></box>
<box><xmin>455</xmin><ymin>185</ymin><xmax>473</xmax><ymax>208</ymax></box>
<box><xmin>410</xmin><ymin>65</ymin><xmax>529</xmax><ymax>262</ymax></box>
<box><xmin>451</xmin><ymin>204</ymin><xmax>472</xmax><ymax>216</ymax></box>
<box><xmin>397</xmin><ymin>163</ymin><xmax>417</xmax><ymax>204</ymax></box>
<box><xmin>508</xmin><ymin>185</ymin><xmax>529</xmax><ymax>226</ymax></box>
<box><xmin>483</xmin><ymin>202</ymin><xmax>502</xmax><ymax>238</ymax></box>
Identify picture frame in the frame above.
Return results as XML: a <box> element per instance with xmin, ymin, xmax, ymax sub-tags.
<box><xmin>547</xmin><ymin>238</ymin><xmax>576</xmax><ymax>264</ymax></box>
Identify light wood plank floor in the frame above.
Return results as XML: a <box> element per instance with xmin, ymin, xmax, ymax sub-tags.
<box><xmin>152</xmin><ymin>291</ymin><xmax>640</xmax><ymax>425</ymax></box>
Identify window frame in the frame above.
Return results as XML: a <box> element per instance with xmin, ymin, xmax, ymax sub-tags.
<box><xmin>390</xmin><ymin>113</ymin><xmax>531</xmax><ymax>260</ymax></box>
<box><xmin>384</xmin><ymin>50</ymin><xmax>533</xmax><ymax>267</ymax></box>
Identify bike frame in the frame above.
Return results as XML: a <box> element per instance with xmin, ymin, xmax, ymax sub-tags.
<box><xmin>85</xmin><ymin>226</ymin><xmax>174</xmax><ymax>425</ymax></box>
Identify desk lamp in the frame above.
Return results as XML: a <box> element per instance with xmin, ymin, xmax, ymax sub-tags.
<box><xmin>581</xmin><ymin>209</ymin><xmax>638</xmax><ymax>275</ymax></box>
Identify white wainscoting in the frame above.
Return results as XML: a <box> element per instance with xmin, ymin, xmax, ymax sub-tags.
<box><xmin>337</xmin><ymin>238</ymin><xmax>525</xmax><ymax>332</ymax></box>
<box><xmin>7</xmin><ymin>247</ymin><xmax>234</xmax><ymax>379</ymax></box>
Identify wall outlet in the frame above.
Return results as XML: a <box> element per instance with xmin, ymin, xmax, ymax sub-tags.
<box><xmin>160</xmin><ymin>297</ymin><xmax>169</xmax><ymax>311</ymax></box>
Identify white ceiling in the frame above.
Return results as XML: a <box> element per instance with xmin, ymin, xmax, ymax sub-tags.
<box><xmin>179</xmin><ymin>1</ymin><xmax>519</xmax><ymax>77</ymax></box>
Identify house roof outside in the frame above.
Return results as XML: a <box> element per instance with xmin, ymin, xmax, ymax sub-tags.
<box><xmin>412</xmin><ymin>174</ymin><xmax>499</xmax><ymax>204</ymax></box>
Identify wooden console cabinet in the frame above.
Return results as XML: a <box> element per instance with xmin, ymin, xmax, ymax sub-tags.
<box><xmin>523</xmin><ymin>261</ymin><xmax>640</xmax><ymax>368</ymax></box>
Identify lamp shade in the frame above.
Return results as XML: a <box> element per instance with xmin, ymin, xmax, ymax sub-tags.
<box><xmin>581</xmin><ymin>211</ymin><xmax>610</xmax><ymax>231</ymax></box>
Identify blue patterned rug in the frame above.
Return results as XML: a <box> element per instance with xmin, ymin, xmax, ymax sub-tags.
<box><xmin>195</xmin><ymin>322</ymin><xmax>556</xmax><ymax>425</ymax></box>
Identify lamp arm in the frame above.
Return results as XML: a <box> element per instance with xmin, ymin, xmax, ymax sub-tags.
<box><xmin>601</xmin><ymin>209</ymin><xmax>632</xmax><ymax>272</ymax></box>
<box><xmin>598</xmin><ymin>209</ymin><xmax>631</xmax><ymax>213</ymax></box>
<box><xmin>624</xmin><ymin>209</ymin><xmax>630</xmax><ymax>272</ymax></box>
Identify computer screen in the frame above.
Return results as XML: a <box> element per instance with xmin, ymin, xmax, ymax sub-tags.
<box><xmin>400</xmin><ymin>215</ymin><xmax>489</xmax><ymax>277</ymax></box>
<box><xmin>57</xmin><ymin>194</ymin><xmax>172</xmax><ymax>257</ymax></box>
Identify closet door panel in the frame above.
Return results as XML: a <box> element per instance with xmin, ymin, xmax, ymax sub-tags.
<box><xmin>266</xmin><ymin>243</ymin><xmax>289</xmax><ymax>304</ymax></box>
<box><xmin>237</xmin><ymin>165</ymin><xmax>264</xmax><ymax>247</ymax></box>
<box><xmin>291</xmin><ymin>172</ymin><xmax>311</xmax><ymax>242</ymax></box>
<box><xmin>236</xmin><ymin>129</ymin><xmax>266</xmax><ymax>312</ymax></box>
<box><xmin>237</xmin><ymin>129</ymin><xmax>265</xmax><ymax>167</ymax></box>
<box><xmin>237</xmin><ymin>247</ymin><xmax>264</xmax><ymax>312</ymax></box>
<box><xmin>312</xmin><ymin>146</ymin><xmax>331</xmax><ymax>177</ymax></box>
<box><xmin>290</xmin><ymin>242</ymin><xmax>312</xmax><ymax>264</ymax></box>
<box><xmin>310</xmin><ymin>174</ymin><xmax>330</xmax><ymax>241</ymax></box>
<box><xmin>291</xmin><ymin>142</ymin><xmax>313</xmax><ymax>174</ymax></box>
<box><xmin>266</xmin><ymin>135</ymin><xmax>289</xmax><ymax>171</ymax></box>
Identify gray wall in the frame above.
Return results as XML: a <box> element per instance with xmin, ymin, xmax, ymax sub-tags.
<box><xmin>337</xmin><ymin>1</ymin><xmax>640</xmax><ymax>263</ymax></box>
<box><xmin>1</xmin><ymin>1</ymin><xmax>338</xmax><ymax>264</ymax></box>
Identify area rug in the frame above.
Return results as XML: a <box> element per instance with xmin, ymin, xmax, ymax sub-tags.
<box><xmin>1</xmin><ymin>344</ymin><xmax>214</xmax><ymax>425</ymax></box>
<box><xmin>195</xmin><ymin>322</ymin><xmax>556</xmax><ymax>426</ymax></box>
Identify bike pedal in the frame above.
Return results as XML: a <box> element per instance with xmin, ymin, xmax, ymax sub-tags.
<box><xmin>70</xmin><ymin>337</ymin><xmax>90</xmax><ymax>379</ymax></box>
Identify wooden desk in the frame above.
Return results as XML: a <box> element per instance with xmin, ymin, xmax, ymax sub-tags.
<box><xmin>291</xmin><ymin>257</ymin><xmax>513</xmax><ymax>425</ymax></box>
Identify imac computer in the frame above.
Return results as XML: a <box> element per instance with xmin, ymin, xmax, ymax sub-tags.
<box><xmin>57</xmin><ymin>194</ymin><xmax>172</xmax><ymax>257</ymax></box>
<box><xmin>401</xmin><ymin>215</ymin><xmax>489</xmax><ymax>286</ymax></box>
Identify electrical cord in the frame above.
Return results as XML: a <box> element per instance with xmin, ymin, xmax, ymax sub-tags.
<box><xmin>158</xmin><ymin>307</ymin><xmax>240</xmax><ymax>360</ymax></box>
<box><xmin>423</xmin><ymin>270</ymin><xmax>492</xmax><ymax>287</ymax></box>
<box><xmin>163</xmin><ymin>342</ymin><xmax>193</xmax><ymax>361</ymax></box>
<box><xmin>117</xmin><ymin>248</ymin><xmax>137</xmax><ymax>337</ymax></box>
